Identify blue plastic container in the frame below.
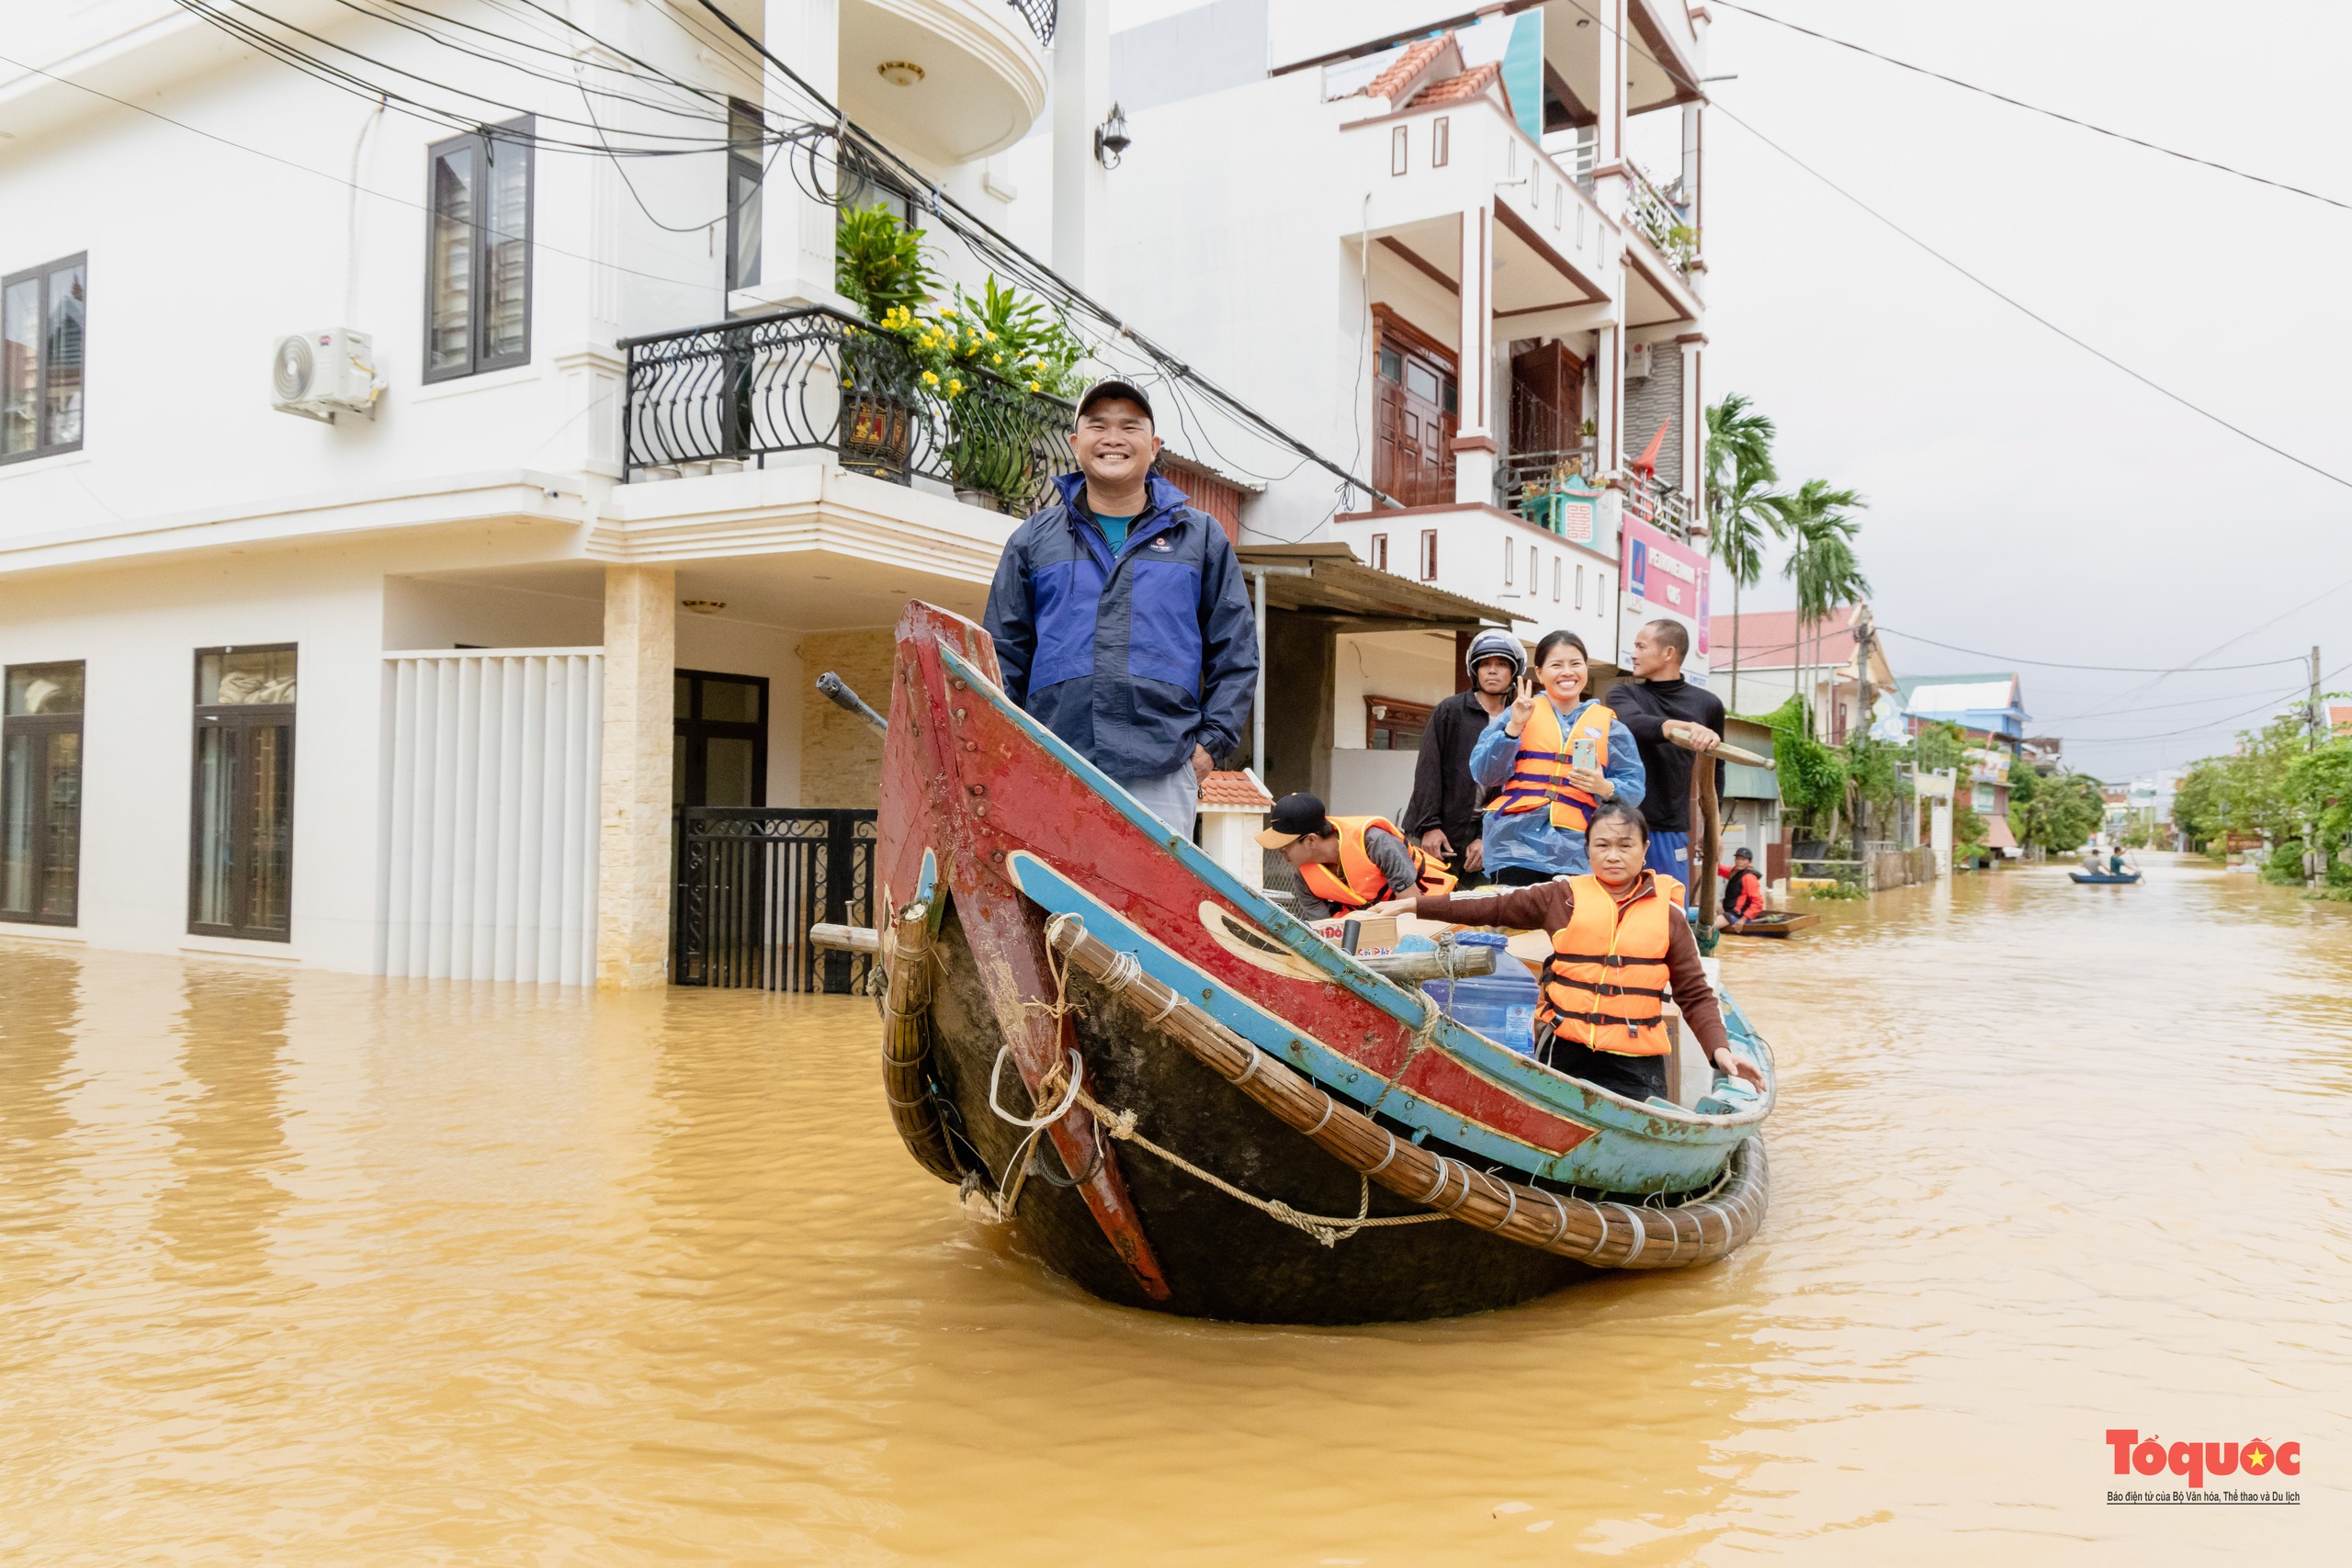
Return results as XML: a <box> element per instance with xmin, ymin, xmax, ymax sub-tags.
<box><xmin>1421</xmin><ymin>960</ymin><xmax>1542</xmax><ymax>1055</ymax></box>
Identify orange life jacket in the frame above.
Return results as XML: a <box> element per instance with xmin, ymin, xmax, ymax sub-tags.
<box><xmin>1538</xmin><ymin>872</ymin><xmax>1684</xmax><ymax>1057</ymax></box>
<box><xmin>1296</xmin><ymin>815</ymin><xmax>1457</xmax><ymax>911</ymax></box>
<box><xmin>1485</xmin><ymin>699</ymin><xmax>1615</xmax><ymax>832</ymax></box>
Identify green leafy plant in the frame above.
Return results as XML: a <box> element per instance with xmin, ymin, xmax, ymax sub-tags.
<box><xmin>834</xmin><ymin>203</ymin><xmax>933</xmax><ymax>321</ymax></box>
<box><xmin>1754</xmin><ymin>694</ymin><xmax>1847</xmax><ymax>839</ymax></box>
<box><xmin>1703</xmin><ymin>394</ymin><xmax>1786</xmax><ymax>715</ymax></box>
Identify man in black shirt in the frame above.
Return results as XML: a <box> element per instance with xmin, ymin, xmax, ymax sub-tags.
<box><xmin>1607</xmin><ymin>618</ymin><xmax>1724</xmax><ymax>899</ymax></box>
<box><xmin>1401</xmin><ymin>628</ymin><xmax>1521</xmax><ymax>886</ymax></box>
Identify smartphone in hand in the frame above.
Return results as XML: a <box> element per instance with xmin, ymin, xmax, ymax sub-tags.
<box><xmin>1571</xmin><ymin>733</ymin><xmax>1599</xmax><ymax>773</ymax></box>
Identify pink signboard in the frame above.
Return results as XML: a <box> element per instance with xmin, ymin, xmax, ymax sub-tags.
<box><xmin>1618</xmin><ymin>517</ymin><xmax>1712</xmax><ymax>673</ymax></box>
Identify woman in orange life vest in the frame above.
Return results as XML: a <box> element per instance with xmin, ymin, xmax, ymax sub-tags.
<box><xmin>1370</xmin><ymin>802</ymin><xmax>1765</xmax><ymax>1103</ymax></box>
<box><xmin>1255</xmin><ymin>792</ymin><xmax>1454</xmax><ymax>920</ymax></box>
<box><xmin>1469</xmin><ymin>630</ymin><xmax>1645</xmax><ymax>886</ymax></box>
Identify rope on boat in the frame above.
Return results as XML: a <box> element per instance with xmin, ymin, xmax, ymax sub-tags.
<box><xmin>1039</xmin><ymin>913</ymin><xmax>1770</xmax><ymax>1270</ymax></box>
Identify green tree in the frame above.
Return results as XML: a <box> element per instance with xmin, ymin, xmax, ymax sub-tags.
<box><xmin>2285</xmin><ymin>737</ymin><xmax>2352</xmax><ymax>891</ymax></box>
<box><xmin>2010</xmin><ymin>766</ymin><xmax>2106</xmax><ymax>854</ymax></box>
<box><xmin>1776</xmin><ymin>479</ymin><xmax>1870</xmax><ymax>739</ymax></box>
<box><xmin>1757</xmin><ymin>694</ymin><xmax>1847</xmax><ymax>840</ymax></box>
<box><xmin>2171</xmin><ymin>760</ymin><xmax>2227</xmax><ymax>852</ymax></box>
<box><xmin>1703</xmin><ymin>394</ymin><xmax>1786</xmax><ymax>713</ymax></box>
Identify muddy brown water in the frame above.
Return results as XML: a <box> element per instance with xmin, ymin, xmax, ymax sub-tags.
<box><xmin>2</xmin><ymin>854</ymin><xmax>2344</xmax><ymax>1563</ymax></box>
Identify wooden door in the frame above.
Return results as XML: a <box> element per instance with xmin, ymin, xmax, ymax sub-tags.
<box><xmin>1510</xmin><ymin>341</ymin><xmax>1581</xmax><ymax>458</ymax></box>
<box><xmin>1372</xmin><ymin>307</ymin><xmax>1457</xmax><ymax>508</ymax></box>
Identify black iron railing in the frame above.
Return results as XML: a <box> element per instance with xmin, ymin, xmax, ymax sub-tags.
<box><xmin>672</xmin><ymin>807</ymin><xmax>877</xmax><ymax>993</ymax></box>
<box><xmin>620</xmin><ymin>305</ymin><xmax>1078</xmax><ymax>513</ymax></box>
<box><xmin>1006</xmin><ymin>0</ymin><xmax>1057</xmax><ymax>47</ymax></box>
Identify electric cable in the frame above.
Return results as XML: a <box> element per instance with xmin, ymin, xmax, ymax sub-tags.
<box><xmin>1559</xmin><ymin>0</ymin><xmax>2352</xmax><ymax>495</ymax></box>
<box><xmin>1712</xmin><ymin>1</ymin><xmax>2352</xmax><ymax>212</ymax></box>
<box><xmin>1875</xmin><ymin>626</ymin><xmax>2307</xmax><ymax>674</ymax></box>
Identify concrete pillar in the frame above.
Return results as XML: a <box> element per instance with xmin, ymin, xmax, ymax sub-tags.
<box><xmin>1593</xmin><ymin>321</ymin><xmax>1620</xmax><ymax>476</ymax></box>
<box><xmin>597</xmin><ymin>565</ymin><xmax>676</xmax><ymax>989</ymax></box>
<box><xmin>1052</xmin><ymin>0</ymin><xmax>1110</xmax><ymax>289</ymax></box>
<box><xmin>735</xmin><ymin>0</ymin><xmax>848</xmax><ymax>315</ymax></box>
<box><xmin>1452</xmin><ymin>201</ymin><xmax>1497</xmax><ymax>505</ymax></box>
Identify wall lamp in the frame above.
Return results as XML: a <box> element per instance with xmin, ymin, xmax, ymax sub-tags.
<box><xmin>1094</xmin><ymin>103</ymin><xmax>1130</xmax><ymax>168</ymax></box>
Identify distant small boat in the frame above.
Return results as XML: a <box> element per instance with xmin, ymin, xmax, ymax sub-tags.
<box><xmin>1718</xmin><ymin>912</ymin><xmax>1819</xmax><ymax>939</ymax></box>
<box><xmin>2069</xmin><ymin>870</ymin><xmax>2143</xmax><ymax>885</ymax></box>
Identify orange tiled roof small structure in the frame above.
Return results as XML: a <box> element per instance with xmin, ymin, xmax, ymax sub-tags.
<box><xmin>1360</xmin><ymin>35</ymin><xmax>1453</xmax><ymax>103</ymax></box>
<box><xmin>1197</xmin><ymin>770</ymin><xmax>1274</xmax><ymax>809</ymax></box>
<box><xmin>1406</xmin><ymin>61</ymin><xmax>1506</xmax><ymax>111</ymax></box>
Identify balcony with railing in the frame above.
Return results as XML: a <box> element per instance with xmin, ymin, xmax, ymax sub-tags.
<box><xmin>1625</xmin><ymin>164</ymin><xmax>1698</xmax><ymax>277</ymax></box>
<box><xmin>1623</xmin><ymin>468</ymin><xmax>1695</xmax><ymax>542</ymax></box>
<box><xmin>619</xmin><ymin>306</ymin><xmax>1076</xmax><ymax>514</ymax></box>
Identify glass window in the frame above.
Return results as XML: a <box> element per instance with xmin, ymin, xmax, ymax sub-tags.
<box><xmin>673</xmin><ymin>669</ymin><xmax>769</xmax><ymax>808</ymax></box>
<box><xmin>2</xmin><ymin>254</ymin><xmax>86</xmax><ymax>463</ymax></box>
<box><xmin>189</xmin><ymin>645</ymin><xmax>296</xmax><ymax>942</ymax></box>
<box><xmin>726</xmin><ymin>98</ymin><xmax>765</xmax><ymax>295</ymax></box>
<box><xmin>1431</xmin><ymin>117</ymin><xmax>1450</xmax><ymax>168</ymax></box>
<box><xmin>424</xmin><ymin>121</ymin><xmax>533</xmax><ymax>382</ymax></box>
<box><xmin>700</xmin><ymin>677</ymin><xmax>762</xmax><ymax>724</ymax></box>
<box><xmin>1377</xmin><ymin>346</ymin><xmax>1402</xmax><ymax>384</ymax></box>
<box><xmin>2</xmin><ymin>660</ymin><xmax>84</xmax><ymax>925</ymax></box>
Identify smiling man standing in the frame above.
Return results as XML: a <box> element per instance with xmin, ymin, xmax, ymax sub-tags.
<box><xmin>983</xmin><ymin>379</ymin><xmax>1257</xmax><ymax>838</ymax></box>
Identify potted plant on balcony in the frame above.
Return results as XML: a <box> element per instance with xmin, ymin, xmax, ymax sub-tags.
<box><xmin>930</xmin><ymin>276</ymin><xmax>1091</xmax><ymax>511</ymax></box>
<box><xmin>835</xmin><ymin>203</ymin><xmax>935</xmax><ymax>480</ymax></box>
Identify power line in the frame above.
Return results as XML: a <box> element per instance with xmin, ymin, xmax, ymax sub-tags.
<box><xmin>2060</xmin><ymin>662</ymin><xmax>2350</xmax><ymax>745</ymax></box>
<box><xmin>1559</xmin><ymin>0</ymin><xmax>2352</xmax><ymax>495</ymax></box>
<box><xmin>1711</xmin><ymin>2</ymin><xmax>2352</xmax><ymax>212</ymax></box>
<box><xmin>0</xmin><ymin>48</ymin><xmax>718</xmax><ymax>291</ymax></box>
<box><xmin>1875</xmin><ymin>626</ymin><xmax>2306</xmax><ymax>674</ymax></box>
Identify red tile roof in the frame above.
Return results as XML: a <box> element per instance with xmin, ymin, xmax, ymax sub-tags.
<box><xmin>1198</xmin><ymin>770</ymin><xmax>1273</xmax><ymax>808</ymax></box>
<box><xmin>1362</xmin><ymin>35</ymin><xmax>1451</xmax><ymax>102</ymax></box>
<box><xmin>2330</xmin><ymin>702</ymin><xmax>2352</xmax><ymax>734</ymax></box>
<box><xmin>1408</xmin><ymin>61</ymin><xmax>1504</xmax><ymax>109</ymax></box>
<box><xmin>1708</xmin><ymin>607</ymin><xmax>1866</xmax><ymax>669</ymax></box>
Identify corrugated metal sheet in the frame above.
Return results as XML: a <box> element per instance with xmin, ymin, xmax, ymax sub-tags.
<box><xmin>378</xmin><ymin>649</ymin><xmax>602</xmax><ymax>984</ymax></box>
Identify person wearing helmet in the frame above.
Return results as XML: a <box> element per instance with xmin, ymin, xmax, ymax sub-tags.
<box><xmin>1401</xmin><ymin>628</ymin><xmax>1522</xmax><ymax>888</ymax></box>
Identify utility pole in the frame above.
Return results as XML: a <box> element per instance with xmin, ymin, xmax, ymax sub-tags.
<box><xmin>2307</xmin><ymin>645</ymin><xmax>2323</xmax><ymax>886</ymax></box>
<box><xmin>1849</xmin><ymin>613</ymin><xmax>1873</xmax><ymax>869</ymax></box>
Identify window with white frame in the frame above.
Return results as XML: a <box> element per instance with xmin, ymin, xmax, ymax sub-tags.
<box><xmin>1419</xmin><ymin>529</ymin><xmax>1438</xmax><ymax>581</ymax></box>
<box><xmin>1553</xmin><ymin>558</ymin><xmax>1562</xmax><ymax>602</ymax></box>
<box><xmin>1432</xmin><ymin>117</ymin><xmax>1450</xmax><ymax>168</ymax></box>
<box><xmin>1576</xmin><ymin>563</ymin><xmax>1585</xmax><ymax>608</ymax></box>
<box><xmin>725</xmin><ymin>98</ymin><xmax>764</xmax><ymax>295</ymax></box>
<box><xmin>1503</xmin><ymin>537</ymin><xmax>1514</xmax><ymax>584</ymax></box>
<box><xmin>1369</xmin><ymin>532</ymin><xmax>1388</xmax><ymax>571</ymax></box>
<box><xmin>424</xmin><ymin>118</ymin><xmax>534</xmax><ymax>382</ymax></box>
<box><xmin>1391</xmin><ymin>125</ymin><xmax>1408</xmax><ymax>175</ymax></box>
<box><xmin>2</xmin><ymin>254</ymin><xmax>85</xmax><ymax>464</ymax></box>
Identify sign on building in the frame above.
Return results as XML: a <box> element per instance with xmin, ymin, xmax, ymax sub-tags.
<box><xmin>1619</xmin><ymin>516</ymin><xmax>1710</xmax><ymax>676</ymax></box>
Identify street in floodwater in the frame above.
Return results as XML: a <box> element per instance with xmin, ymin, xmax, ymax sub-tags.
<box><xmin>1</xmin><ymin>855</ymin><xmax>2345</xmax><ymax>1564</ymax></box>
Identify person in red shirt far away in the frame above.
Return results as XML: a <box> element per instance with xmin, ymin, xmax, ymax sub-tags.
<box><xmin>1718</xmin><ymin>846</ymin><xmax>1768</xmax><ymax>930</ymax></box>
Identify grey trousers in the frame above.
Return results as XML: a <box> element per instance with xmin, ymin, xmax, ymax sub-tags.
<box><xmin>1115</xmin><ymin>764</ymin><xmax>1200</xmax><ymax>840</ymax></box>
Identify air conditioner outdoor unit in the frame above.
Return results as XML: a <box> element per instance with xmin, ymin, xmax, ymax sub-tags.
<box><xmin>1625</xmin><ymin>341</ymin><xmax>1654</xmax><ymax>380</ymax></box>
<box><xmin>271</xmin><ymin>328</ymin><xmax>384</xmax><ymax>423</ymax></box>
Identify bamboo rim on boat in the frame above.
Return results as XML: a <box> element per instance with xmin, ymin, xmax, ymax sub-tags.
<box><xmin>1042</xmin><ymin>917</ymin><xmax>1766</xmax><ymax>1270</ymax></box>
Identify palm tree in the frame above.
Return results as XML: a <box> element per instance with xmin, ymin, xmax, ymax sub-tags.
<box><xmin>1702</xmin><ymin>395</ymin><xmax>1784</xmax><ymax>713</ymax></box>
<box><xmin>1776</xmin><ymin>479</ymin><xmax>1870</xmax><ymax>740</ymax></box>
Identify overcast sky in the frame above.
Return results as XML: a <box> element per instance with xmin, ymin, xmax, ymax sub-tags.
<box><xmin>1691</xmin><ymin>0</ymin><xmax>2350</xmax><ymax>777</ymax></box>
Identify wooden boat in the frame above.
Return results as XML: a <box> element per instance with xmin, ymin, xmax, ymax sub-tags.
<box><xmin>2069</xmin><ymin>869</ymin><xmax>2143</xmax><ymax>885</ymax></box>
<box><xmin>1717</xmin><ymin>911</ymin><xmax>1820</xmax><ymax>939</ymax></box>
<box><xmin>849</xmin><ymin>603</ymin><xmax>1773</xmax><ymax>1325</ymax></box>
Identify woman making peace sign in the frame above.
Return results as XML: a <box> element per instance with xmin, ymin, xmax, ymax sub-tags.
<box><xmin>1468</xmin><ymin>630</ymin><xmax>1645</xmax><ymax>886</ymax></box>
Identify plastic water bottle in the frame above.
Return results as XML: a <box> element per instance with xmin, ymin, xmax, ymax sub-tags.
<box><xmin>1503</xmin><ymin>1003</ymin><xmax>1537</xmax><ymax>1055</ymax></box>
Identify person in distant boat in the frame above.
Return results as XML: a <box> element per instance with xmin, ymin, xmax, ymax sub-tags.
<box><xmin>1470</xmin><ymin>630</ymin><xmax>1645</xmax><ymax>885</ymax></box>
<box><xmin>2109</xmin><ymin>846</ymin><xmax>2130</xmax><ymax>876</ymax></box>
<box><xmin>1370</xmin><ymin>802</ymin><xmax>1764</xmax><ymax>1101</ymax></box>
<box><xmin>1718</xmin><ymin>847</ymin><xmax>1767</xmax><ymax>930</ymax></box>
<box><xmin>982</xmin><ymin>379</ymin><xmax>1258</xmax><ymax>839</ymax></box>
<box><xmin>1257</xmin><ymin>792</ymin><xmax>1455</xmax><ymax>920</ymax></box>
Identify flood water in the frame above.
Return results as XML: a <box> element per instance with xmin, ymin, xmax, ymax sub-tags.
<box><xmin>2</xmin><ymin>854</ymin><xmax>2344</xmax><ymax>1563</ymax></box>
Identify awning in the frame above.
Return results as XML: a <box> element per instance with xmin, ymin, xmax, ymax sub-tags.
<box><xmin>1236</xmin><ymin>541</ymin><xmax>1508</xmax><ymax>632</ymax></box>
<box><xmin>1982</xmin><ymin>814</ymin><xmax>2018</xmax><ymax>851</ymax></box>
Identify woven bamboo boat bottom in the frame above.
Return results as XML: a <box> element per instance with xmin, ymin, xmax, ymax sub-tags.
<box><xmin>1019</xmin><ymin>914</ymin><xmax>1766</xmax><ymax>1271</ymax></box>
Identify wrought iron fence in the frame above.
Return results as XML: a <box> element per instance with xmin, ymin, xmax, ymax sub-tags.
<box><xmin>1623</xmin><ymin>471</ymin><xmax>1695</xmax><ymax>541</ymax></box>
<box><xmin>1005</xmin><ymin>0</ymin><xmax>1057</xmax><ymax>46</ymax></box>
<box><xmin>672</xmin><ymin>807</ymin><xmax>877</xmax><ymax>993</ymax></box>
<box><xmin>1497</xmin><ymin>438</ymin><xmax>1600</xmax><ymax>516</ymax></box>
<box><xmin>1626</xmin><ymin>164</ymin><xmax>1697</xmax><ymax>275</ymax></box>
<box><xmin>620</xmin><ymin>305</ymin><xmax>1077</xmax><ymax>512</ymax></box>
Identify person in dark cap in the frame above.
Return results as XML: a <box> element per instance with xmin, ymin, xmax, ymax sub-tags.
<box><xmin>984</xmin><ymin>379</ymin><xmax>1257</xmax><ymax>837</ymax></box>
<box><xmin>1255</xmin><ymin>792</ymin><xmax>1453</xmax><ymax>920</ymax></box>
<box><xmin>1402</xmin><ymin>627</ymin><xmax>1522</xmax><ymax>886</ymax></box>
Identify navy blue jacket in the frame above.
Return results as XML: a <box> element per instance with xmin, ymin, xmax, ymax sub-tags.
<box><xmin>983</xmin><ymin>470</ymin><xmax>1258</xmax><ymax>780</ymax></box>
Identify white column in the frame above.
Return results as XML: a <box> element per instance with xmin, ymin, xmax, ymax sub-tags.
<box><xmin>737</xmin><ymin>0</ymin><xmax>849</xmax><ymax>314</ymax></box>
<box><xmin>1592</xmin><ymin>321</ymin><xmax>1620</xmax><ymax>478</ymax></box>
<box><xmin>597</xmin><ymin>565</ymin><xmax>676</xmax><ymax>989</ymax></box>
<box><xmin>1931</xmin><ymin>794</ymin><xmax>1954</xmax><ymax>879</ymax></box>
<box><xmin>1679</xmin><ymin>332</ymin><xmax>1704</xmax><ymax>522</ymax></box>
<box><xmin>1052</xmin><ymin>0</ymin><xmax>1110</xmax><ymax>289</ymax></box>
<box><xmin>1452</xmin><ymin>201</ymin><xmax>1496</xmax><ymax>506</ymax></box>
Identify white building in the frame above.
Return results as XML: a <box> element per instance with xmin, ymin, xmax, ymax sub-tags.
<box><xmin>0</xmin><ymin>0</ymin><xmax>1714</xmax><ymax>985</ymax></box>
